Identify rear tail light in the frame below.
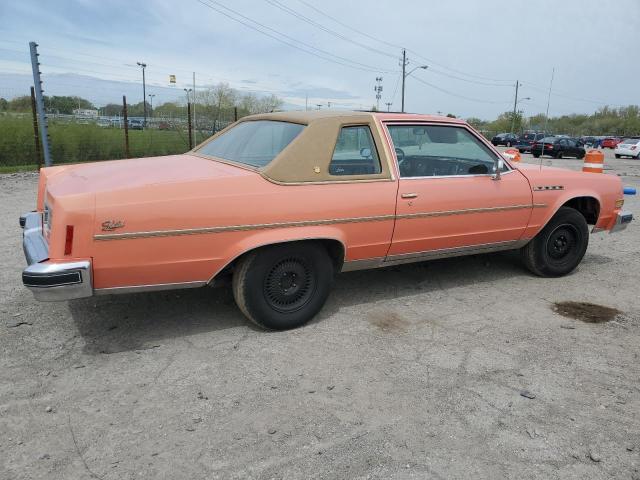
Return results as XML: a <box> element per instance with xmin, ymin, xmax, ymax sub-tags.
<box><xmin>545</xmin><ymin>144</ymin><xmax>553</xmax><ymax>149</ymax></box>
<box><xmin>64</xmin><ymin>225</ymin><xmax>74</xmax><ymax>256</ymax></box>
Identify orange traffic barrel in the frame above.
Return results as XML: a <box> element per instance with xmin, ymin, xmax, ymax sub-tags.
<box><xmin>503</xmin><ymin>148</ymin><xmax>521</xmax><ymax>163</ymax></box>
<box><xmin>583</xmin><ymin>150</ymin><xmax>604</xmax><ymax>173</ymax></box>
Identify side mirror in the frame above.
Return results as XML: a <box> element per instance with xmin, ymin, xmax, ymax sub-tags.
<box><xmin>492</xmin><ymin>158</ymin><xmax>504</xmax><ymax>181</ymax></box>
<box><xmin>360</xmin><ymin>147</ymin><xmax>371</xmax><ymax>158</ymax></box>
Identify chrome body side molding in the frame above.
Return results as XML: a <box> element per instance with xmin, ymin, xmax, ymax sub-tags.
<box><xmin>342</xmin><ymin>239</ymin><xmax>530</xmax><ymax>272</ymax></box>
<box><xmin>94</xmin><ymin>281</ymin><xmax>207</xmax><ymax>296</ymax></box>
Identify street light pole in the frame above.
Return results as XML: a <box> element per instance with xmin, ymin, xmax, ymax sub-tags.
<box><xmin>137</xmin><ymin>61</ymin><xmax>147</xmax><ymax>126</ymax></box>
<box><xmin>385</xmin><ymin>102</ymin><xmax>392</xmax><ymax>112</ymax></box>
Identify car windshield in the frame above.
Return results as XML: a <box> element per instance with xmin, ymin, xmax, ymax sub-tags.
<box><xmin>197</xmin><ymin>120</ymin><xmax>305</xmax><ymax>167</ymax></box>
<box><xmin>622</xmin><ymin>138</ymin><xmax>639</xmax><ymax>144</ymax></box>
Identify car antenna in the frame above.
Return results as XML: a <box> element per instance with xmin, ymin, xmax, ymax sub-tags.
<box><xmin>540</xmin><ymin>66</ymin><xmax>555</xmax><ymax>171</ymax></box>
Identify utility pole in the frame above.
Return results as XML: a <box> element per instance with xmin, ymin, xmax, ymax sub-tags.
<box><xmin>400</xmin><ymin>49</ymin><xmax>428</xmax><ymax>113</ymax></box>
<box><xmin>401</xmin><ymin>49</ymin><xmax>407</xmax><ymax>113</ymax></box>
<box><xmin>137</xmin><ymin>61</ymin><xmax>147</xmax><ymax>126</ymax></box>
<box><xmin>385</xmin><ymin>102</ymin><xmax>392</xmax><ymax>112</ymax></box>
<box><xmin>316</xmin><ymin>104</ymin><xmax>322</xmax><ymax>110</ymax></box>
<box><xmin>374</xmin><ymin>77</ymin><xmax>383</xmax><ymax>111</ymax></box>
<box><xmin>511</xmin><ymin>80</ymin><xmax>520</xmax><ymax>134</ymax></box>
<box><xmin>305</xmin><ymin>93</ymin><xmax>308</xmax><ymax>111</ymax></box>
<box><xmin>29</xmin><ymin>41</ymin><xmax>52</xmax><ymax>167</ymax></box>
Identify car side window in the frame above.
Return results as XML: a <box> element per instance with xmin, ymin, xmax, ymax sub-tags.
<box><xmin>329</xmin><ymin>126</ymin><xmax>381</xmax><ymax>176</ymax></box>
<box><xmin>559</xmin><ymin>139</ymin><xmax>568</xmax><ymax>146</ymax></box>
<box><xmin>387</xmin><ymin>125</ymin><xmax>506</xmax><ymax>178</ymax></box>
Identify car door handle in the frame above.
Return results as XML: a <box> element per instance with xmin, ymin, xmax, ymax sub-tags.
<box><xmin>401</xmin><ymin>193</ymin><xmax>418</xmax><ymax>199</ymax></box>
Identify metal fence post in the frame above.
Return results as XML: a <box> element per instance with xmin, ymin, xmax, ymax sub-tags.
<box><xmin>29</xmin><ymin>41</ymin><xmax>52</xmax><ymax>167</ymax></box>
<box><xmin>30</xmin><ymin>86</ymin><xmax>43</xmax><ymax>170</ymax></box>
<box><xmin>234</xmin><ymin>106</ymin><xmax>238</xmax><ymax>122</ymax></box>
<box><xmin>122</xmin><ymin>95</ymin><xmax>130</xmax><ymax>158</ymax></box>
<box><xmin>187</xmin><ymin>102</ymin><xmax>193</xmax><ymax>150</ymax></box>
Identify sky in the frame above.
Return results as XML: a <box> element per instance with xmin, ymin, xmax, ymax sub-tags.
<box><xmin>0</xmin><ymin>0</ymin><xmax>639</xmax><ymax>119</ymax></box>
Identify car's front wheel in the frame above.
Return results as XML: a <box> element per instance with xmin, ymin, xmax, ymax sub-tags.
<box><xmin>615</xmin><ymin>154</ymin><xmax>621</xmax><ymax>159</ymax></box>
<box><xmin>232</xmin><ymin>242</ymin><xmax>334</xmax><ymax>330</ymax></box>
<box><xmin>521</xmin><ymin>206</ymin><xmax>589</xmax><ymax>277</ymax></box>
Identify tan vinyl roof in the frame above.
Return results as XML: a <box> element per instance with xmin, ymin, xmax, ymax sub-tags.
<box><xmin>244</xmin><ymin>109</ymin><xmax>376</xmax><ymax>125</ymax></box>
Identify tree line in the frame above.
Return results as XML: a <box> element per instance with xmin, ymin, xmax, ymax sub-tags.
<box><xmin>467</xmin><ymin>105</ymin><xmax>640</xmax><ymax>137</ymax></box>
<box><xmin>0</xmin><ymin>82</ymin><xmax>284</xmax><ymax>120</ymax></box>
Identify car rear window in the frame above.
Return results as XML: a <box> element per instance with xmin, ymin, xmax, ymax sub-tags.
<box><xmin>622</xmin><ymin>138</ymin><xmax>639</xmax><ymax>144</ymax></box>
<box><xmin>539</xmin><ymin>137</ymin><xmax>556</xmax><ymax>143</ymax></box>
<box><xmin>197</xmin><ymin>120</ymin><xmax>305</xmax><ymax>167</ymax></box>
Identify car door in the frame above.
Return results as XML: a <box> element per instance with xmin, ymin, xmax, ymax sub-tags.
<box><xmin>384</xmin><ymin>123</ymin><xmax>534</xmax><ymax>258</ymax></box>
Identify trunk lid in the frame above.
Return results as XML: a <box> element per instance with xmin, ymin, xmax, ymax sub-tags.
<box><xmin>44</xmin><ymin>154</ymin><xmax>254</xmax><ymax>197</ymax></box>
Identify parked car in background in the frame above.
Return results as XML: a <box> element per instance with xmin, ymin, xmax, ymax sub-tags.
<box><xmin>19</xmin><ymin>111</ymin><xmax>632</xmax><ymax>330</ymax></box>
<box><xmin>491</xmin><ymin>132</ymin><xmax>518</xmax><ymax>147</ymax></box>
<box><xmin>581</xmin><ymin>136</ymin><xmax>597</xmax><ymax>147</ymax></box>
<box><xmin>516</xmin><ymin>133</ymin><xmax>548</xmax><ymax>153</ymax></box>
<box><xmin>602</xmin><ymin>137</ymin><xmax>622</xmax><ymax>149</ymax></box>
<box><xmin>96</xmin><ymin>119</ymin><xmax>111</xmax><ymax>128</ymax></box>
<box><xmin>128</xmin><ymin>119</ymin><xmax>144</xmax><ymax>130</ymax></box>
<box><xmin>614</xmin><ymin>138</ymin><xmax>640</xmax><ymax>159</ymax></box>
<box><xmin>531</xmin><ymin>137</ymin><xmax>586</xmax><ymax>159</ymax></box>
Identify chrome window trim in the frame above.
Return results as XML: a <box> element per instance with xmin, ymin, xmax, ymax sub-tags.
<box><xmin>397</xmin><ymin>170</ymin><xmax>516</xmax><ymax>180</ymax></box>
<box><xmin>328</xmin><ymin>124</ymin><xmax>382</xmax><ymax>177</ymax></box>
<box><xmin>382</xmin><ymin>120</ymin><xmax>515</xmax><ymax>176</ymax></box>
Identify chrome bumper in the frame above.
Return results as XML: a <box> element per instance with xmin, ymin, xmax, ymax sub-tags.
<box><xmin>21</xmin><ymin>212</ymin><xmax>93</xmax><ymax>301</ymax></box>
<box><xmin>610</xmin><ymin>210</ymin><xmax>633</xmax><ymax>233</ymax></box>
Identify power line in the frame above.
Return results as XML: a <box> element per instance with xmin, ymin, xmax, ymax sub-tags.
<box><xmin>412</xmin><ymin>74</ymin><xmax>510</xmax><ymax>105</ymax></box>
<box><xmin>264</xmin><ymin>0</ymin><xmax>397</xmax><ymax>59</ymax></box>
<box><xmin>195</xmin><ymin>0</ymin><xmax>392</xmax><ymax>73</ymax></box>
<box><xmin>293</xmin><ymin>0</ymin><xmax>514</xmax><ymax>83</ymax></box>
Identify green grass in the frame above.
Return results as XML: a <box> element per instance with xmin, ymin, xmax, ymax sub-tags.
<box><xmin>0</xmin><ymin>164</ymin><xmax>39</xmax><ymax>174</ymax></box>
<box><xmin>0</xmin><ymin>117</ymin><xmax>193</xmax><ymax>167</ymax></box>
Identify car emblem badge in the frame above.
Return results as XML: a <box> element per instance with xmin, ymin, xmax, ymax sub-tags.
<box><xmin>101</xmin><ymin>220</ymin><xmax>125</xmax><ymax>231</ymax></box>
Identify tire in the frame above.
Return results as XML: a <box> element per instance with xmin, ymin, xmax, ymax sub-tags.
<box><xmin>577</xmin><ymin>151</ymin><xmax>585</xmax><ymax>160</ymax></box>
<box><xmin>521</xmin><ymin>207</ymin><xmax>589</xmax><ymax>277</ymax></box>
<box><xmin>507</xmin><ymin>141</ymin><xmax>512</xmax><ymax>147</ymax></box>
<box><xmin>232</xmin><ymin>242</ymin><xmax>334</xmax><ymax>330</ymax></box>
<box><xmin>533</xmin><ymin>153</ymin><xmax>540</xmax><ymax>158</ymax></box>
<box><xmin>615</xmin><ymin>154</ymin><xmax>621</xmax><ymax>159</ymax></box>
<box><xmin>636</xmin><ymin>152</ymin><xmax>640</xmax><ymax>159</ymax></box>
<box><xmin>554</xmin><ymin>151</ymin><xmax>563</xmax><ymax>159</ymax></box>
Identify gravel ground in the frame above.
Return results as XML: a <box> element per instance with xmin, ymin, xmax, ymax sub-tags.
<box><xmin>1</xmin><ymin>149</ymin><xmax>639</xmax><ymax>480</ymax></box>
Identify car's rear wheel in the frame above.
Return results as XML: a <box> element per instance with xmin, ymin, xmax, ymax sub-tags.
<box><xmin>232</xmin><ymin>242</ymin><xmax>334</xmax><ymax>330</ymax></box>
<box><xmin>521</xmin><ymin>207</ymin><xmax>589</xmax><ymax>277</ymax></box>
<box><xmin>577</xmin><ymin>151</ymin><xmax>585</xmax><ymax>159</ymax></box>
<box><xmin>554</xmin><ymin>151</ymin><xmax>563</xmax><ymax>159</ymax></box>
<box><xmin>615</xmin><ymin>154</ymin><xmax>621</xmax><ymax>159</ymax></box>
<box><xmin>533</xmin><ymin>153</ymin><xmax>540</xmax><ymax>158</ymax></box>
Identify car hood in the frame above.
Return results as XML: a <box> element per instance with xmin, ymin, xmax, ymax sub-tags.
<box><xmin>44</xmin><ymin>154</ymin><xmax>255</xmax><ymax>197</ymax></box>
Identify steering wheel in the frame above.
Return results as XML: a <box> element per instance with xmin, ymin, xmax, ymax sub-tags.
<box><xmin>394</xmin><ymin>147</ymin><xmax>405</xmax><ymax>162</ymax></box>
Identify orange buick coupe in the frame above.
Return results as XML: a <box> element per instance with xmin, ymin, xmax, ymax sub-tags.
<box><xmin>21</xmin><ymin>111</ymin><xmax>632</xmax><ymax>329</ymax></box>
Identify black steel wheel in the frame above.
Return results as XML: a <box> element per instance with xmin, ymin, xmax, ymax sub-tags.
<box><xmin>232</xmin><ymin>242</ymin><xmax>334</xmax><ymax>330</ymax></box>
<box><xmin>521</xmin><ymin>207</ymin><xmax>589</xmax><ymax>277</ymax></box>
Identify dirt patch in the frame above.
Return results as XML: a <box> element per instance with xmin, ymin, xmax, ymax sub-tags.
<box><xmin>367</xmin><ymin>310</ymin><xmax>410</xmax><ymax>332</ymax></box>
<box><xmin>553</xmin><ymin>301</ymin><xmax>622</xmax><ymax>323</ymax></box>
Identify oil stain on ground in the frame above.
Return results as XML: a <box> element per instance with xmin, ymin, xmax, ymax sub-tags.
<box><xmin>554</xmin><ymin>301</ymin><xmax>622</xmax><ymax>323</ymax></box>
<box><xmin>368</xmin><ymin>310</ymin><xmax>410</xmax><ymax>332</ymax></box>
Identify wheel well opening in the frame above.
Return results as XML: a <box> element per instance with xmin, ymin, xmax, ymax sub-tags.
<box><xmin>213</xmin><ymin>239</ymin><xmax>345</xmax><ymax>285</ymax></box>
<box><xmin>562</xmin><ymin>196</ymin><xmax>600</xmax><ymax>225</ymax></box>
